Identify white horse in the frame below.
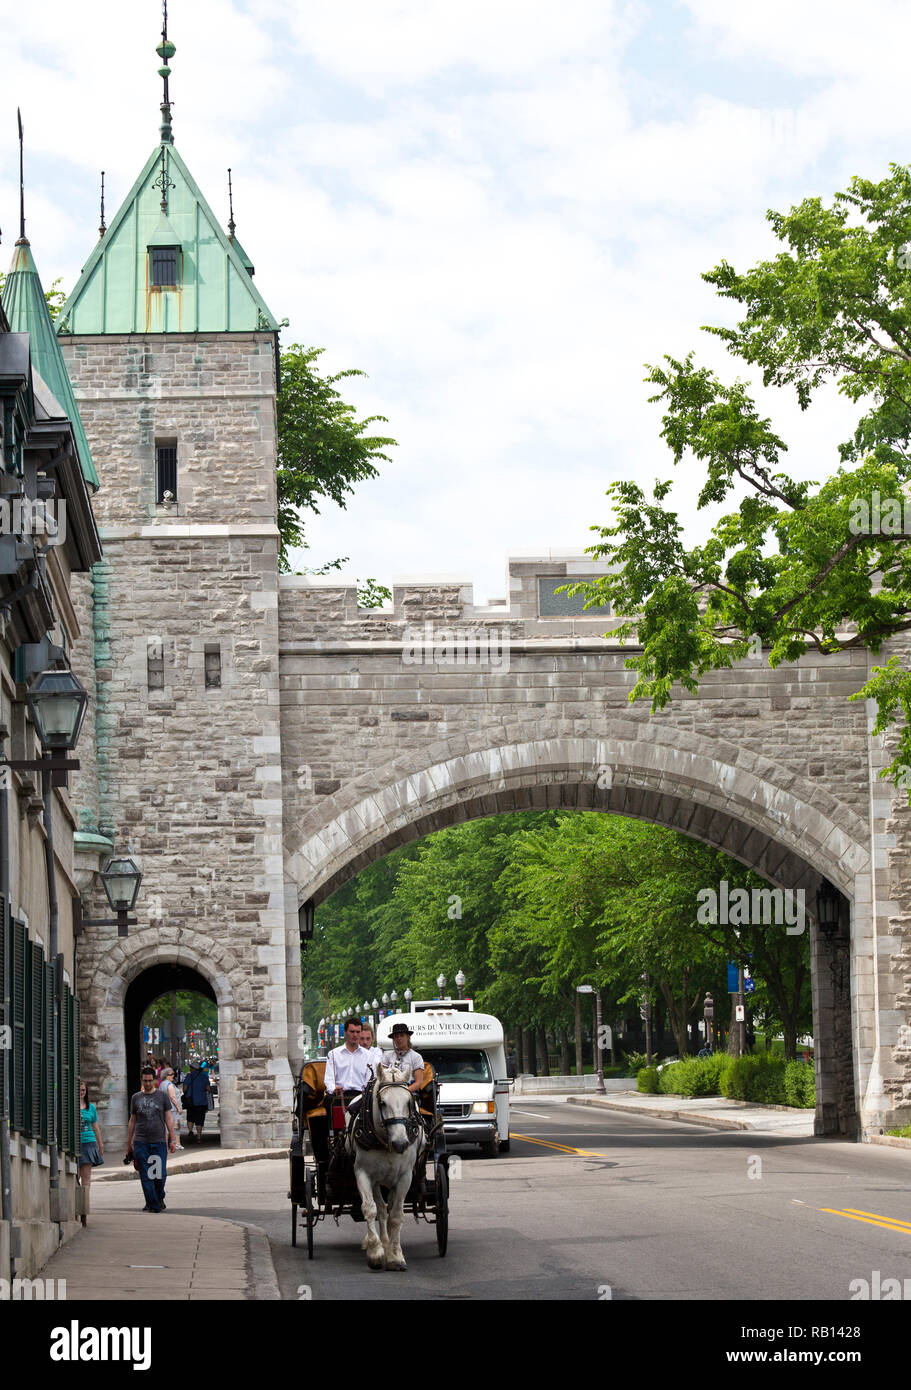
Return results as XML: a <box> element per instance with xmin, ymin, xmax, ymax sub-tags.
<box><xmin>347</xmin><ymin>1062</ymin><xmax>424</xmax><ymax>1271</ymax></box>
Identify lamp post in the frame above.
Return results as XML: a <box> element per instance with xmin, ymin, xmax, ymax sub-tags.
<box><xmin>372</xmin><ymin>998</ymin><xmax>379</xmax><ymax>1029</ymax></box>
<box><xmin>455</xmin><ymin>969</ymin><xmax>465</xmax><ymax>1000</ymax></box>
<box><xmin>390</xmin><ymin>989</ymin><xmax>398</xmax><ymax>1015</ymax></box>
<box><xmin>381</xmin><ymin>992</ymin><xmax>389</xmax><ymax>1019</ymax></box>
<box><xmin>404</xmin><ymin>988</ymin><xmax>412</xmax><ymax>1009</ymax></box>
<box><xmin>640</xmin><ymin>972</ymin><xmax>652</xmax><ymax>1066</ymax></box>
<box><xmin>75</xmin><ymin>855</ymin><xmax>143</xmax><ymax>938</ymax></box>
<box><xmin>437</xmin><ymin>973</ymin><xmax>446</xmax><ymax>998</ymax></box>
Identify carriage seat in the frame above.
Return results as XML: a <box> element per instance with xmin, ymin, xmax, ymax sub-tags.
<box><xmin>298</xmin><ymin>1058</ymin><xmax>327</xmax><ymax>1121</ymax></box>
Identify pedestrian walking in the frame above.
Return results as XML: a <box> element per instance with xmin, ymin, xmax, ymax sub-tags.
<box><xmin>126</xmin><ymin>1064</ymin><xmax>178</xmax><ymax>1212</ymax></box>
<box><xmin>181</xmin><ymin>1059</ymin><xmax>212</xmax><ymax>1144</ymax></box>
<box><xmin>158</xmin><ymin>1066</ymin><xmax>184</xmax><ymax>1149</ymax></box>
<box><xmin>78</xmin><ymin>1081</ymin><xmax>104</xmax><ymax>1226</ymax></box>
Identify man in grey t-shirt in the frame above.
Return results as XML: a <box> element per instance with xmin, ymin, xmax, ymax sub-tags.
<box><xmin>127</xmin><ymin>1065</ymin><xmax>177</xmax><ymax>1212</ymax></box>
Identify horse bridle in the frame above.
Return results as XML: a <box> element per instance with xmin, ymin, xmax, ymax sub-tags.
<box><xmin>374</xmin><ymin>1080</ymin><xmax>422</xmax><ymax>1145</ymax></box>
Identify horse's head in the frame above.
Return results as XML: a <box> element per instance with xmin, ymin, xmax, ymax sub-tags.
<box><xmin>373</xmin><ymin>1063</ymin><xmax>418</xmax><ymax>1154</ymax></box>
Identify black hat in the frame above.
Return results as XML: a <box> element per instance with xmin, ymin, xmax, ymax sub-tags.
<box><xmin>391</xmin><ymin>1023</ymin><xmax>412</xmax><ymax>1037</ymax></box>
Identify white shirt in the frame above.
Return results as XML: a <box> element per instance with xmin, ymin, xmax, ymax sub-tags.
<box><xmin>381</xmin><ymin>1047</ymin><xmax>424</xmax><ymax>1082</ymax></box>
<box><xmin>324</xmin><ymin>1043</ymin><xmax>370</xmax><ymax>1094</ymax></box>
<box><xmin>360</xmin><ymin>1045</ymin><xmax>384</xmax><ymax>1079</ymax></box>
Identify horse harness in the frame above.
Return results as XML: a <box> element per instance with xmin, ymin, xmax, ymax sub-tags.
<box><xmin>351</xmin><ymin>1079</ymin><xmax>423</xmax><ymax>1152</ymax></box>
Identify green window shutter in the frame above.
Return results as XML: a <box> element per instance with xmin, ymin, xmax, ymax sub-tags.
<box><xmin>11</xmin><ymin>919</ymin><xmax>27</xmax><ymax>1133</ymax></box>
<box><xmin>0</xmin><ymin>896</ymin><xmax>7</xmax><ymax>1119</ymax></box>
<box><xmin>58</xmin><ymin>989</ymin><xmax>70</xmax><ymax>1154</ymax></box>
<box><xmin>71</xmin><ymin>995</ymin><xmax>81</xmax><ymax>1156</ymax></box>
<box><xmin>28</xmin><ymin>940</ymin><xmax>44</xmax><ymax>1138</ymax></box>
<box><xmin>44</xmin><ymin>961</ymin><xmax>56</xmax><ymax>1148</ymax></box>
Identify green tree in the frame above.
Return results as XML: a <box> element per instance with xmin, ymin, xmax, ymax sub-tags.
<box><xmin>277</xmin><ymin>344</ymin><xmax>396</xmax><ymax>596</ymax></box>
<box><xmin>571</xmin><ymin>165</ymin><xmax>911</xmax><ymax>789</ymax></box>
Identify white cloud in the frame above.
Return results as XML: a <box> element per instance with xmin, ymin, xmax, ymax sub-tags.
<box><xmin>0</xmin><ymin>0</ymin><xmax>903</xmax><ymax>602</ymax></box>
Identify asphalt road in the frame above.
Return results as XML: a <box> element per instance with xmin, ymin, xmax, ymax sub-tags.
<box><xmin>93</xmin><ymin>1099</ymin><xmax>911</xmax><ymax>1302</ymax></box>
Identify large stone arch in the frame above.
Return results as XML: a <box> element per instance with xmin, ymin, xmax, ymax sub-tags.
<box><xmin>286</xmin><ymin>734</ymin><xmax>869</xmax><ymax>907</ymax></box>
<box><xmin>285</xmin><ymin>732</ymin><xmax>870</xmax><ymax>1137</ymax></box>
<box><xmin>91</xmin><ymin>931</ymin><xmax>249</xmax><ymax>1148</ymax></box>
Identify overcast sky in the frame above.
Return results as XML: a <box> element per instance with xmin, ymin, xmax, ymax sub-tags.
<box><xmin>0</xmin><ymin>1</ymin><xmax>904</xmax><ymax>602</ymax></box>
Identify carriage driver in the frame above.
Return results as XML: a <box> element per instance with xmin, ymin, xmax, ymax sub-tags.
<box><xmin>324</xmin><ymin>1018</ymin><xmax>371</xmax><ymax>1109</ymax></box>
<box><xmin>382</xmin><ymin>1023</ymin><xmax>424</xmax><ymax>1095</ymax></box>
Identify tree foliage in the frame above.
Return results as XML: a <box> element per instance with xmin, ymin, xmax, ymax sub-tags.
<box><xmin>570</xmin><ymin>165</ymin><xmax>911</xmax><ymax>788</ymax></box>
<box><xmin>277</xmin><ymin>344</ymin><xmax>396</xmax><ymax>599</ymax></box>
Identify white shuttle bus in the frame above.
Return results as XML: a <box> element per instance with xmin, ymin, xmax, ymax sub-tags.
<box><xmin>377</xmin><ymin>1006</ymin><xmax>510</xmax><ymax>1156</ymax></box>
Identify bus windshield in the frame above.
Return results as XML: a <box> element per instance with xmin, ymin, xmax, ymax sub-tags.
<box><xmin>423</xmin><ymin>1049</ymin><xmax>491</xmax><ymax>1084</ymax></box>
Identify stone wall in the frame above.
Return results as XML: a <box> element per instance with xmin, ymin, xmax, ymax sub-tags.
<box><xmin>61</xmin><ymin>332</ymin><xmax>293</xmax><ymax>1147</ymax></box>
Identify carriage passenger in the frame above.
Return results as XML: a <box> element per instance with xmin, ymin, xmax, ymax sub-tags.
<box><xmin>324</xmin><ymin>1018</ymin><xmax>370</xmax><ymax>1111</ymax></box>
<box><xmin>382</xmin><ymin>1023</ymin><xmax>424</xmax><ymax>1095</ymax></box>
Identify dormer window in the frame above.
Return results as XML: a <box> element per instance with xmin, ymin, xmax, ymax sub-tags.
<box><xmin>149</xmin><ymin>245</ymin><xmax>180</xmax><ymax>288</ymax></box>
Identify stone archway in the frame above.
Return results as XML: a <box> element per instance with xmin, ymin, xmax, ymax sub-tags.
<box><xmin>90</xmin><ymin>934</ymin><xmax>248</xmax><ymax>1148</ymax></box>
<box><xmin>123</xmin><ymin>962</ymin><xmax>217</xmax><ymax>1114</ymax></box>
<box><xmin>285</xmin><ymin>734</ymin><xmax>870</xmax><ymax>1136</ymax></box>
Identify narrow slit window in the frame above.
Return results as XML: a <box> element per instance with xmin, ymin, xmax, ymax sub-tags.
<box><xmin>149</xmin><ymin>246</ymin><xmax>180</xmax><ymax>287</ymax></box>
<box><xmin>204</xmin><ymin>644</ymin><xmax>221</xmax><ymax>690</ymax></box>
<box><xmin>156</xmin><ymin>443</ymin><xmax>177</xmax><ymax>503</ymax></box>
<box><xmin>147</xmin><ymin>637</ymin><xmax>164</xmax><ymax>691</ymax></box>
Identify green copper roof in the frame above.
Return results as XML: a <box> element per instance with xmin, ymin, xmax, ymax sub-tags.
<box><xmin>2</xmin><ymin>238</ymin><xmax>100</xmax><ymax>488</ymax></box>
<box><xmin>56</xmin><ymin>143</ymin><xmax>279</xmax><ymax>335</ymax></box>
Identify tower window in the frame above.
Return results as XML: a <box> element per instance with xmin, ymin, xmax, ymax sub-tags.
<box><xmin>156</xmin><ymin>442</ymin><xmax>177</xmax><ymax>503</ymax></box>
<box><xmin>147</xmin><ymin>637</ymin><xmax>165</xmax><ymax>691</ymax></box>
<box><xmin>204</xmin><ymin>644</ymin><xmax>222</xmax><ymax>690</ymax></box>
<box><xmin>149</xmin><ymin>246</ymin><xmax>180</xmax><ymax>287</ymax></box>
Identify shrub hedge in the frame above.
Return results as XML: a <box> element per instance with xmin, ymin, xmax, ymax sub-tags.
<box><xmin>636</xmin><ymin>1054</ymin><xmax>815</xmax><ymax>1108</ymax></box>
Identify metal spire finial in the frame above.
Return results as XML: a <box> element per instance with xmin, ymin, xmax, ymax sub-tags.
<box><xmin>99</xmin><ymin>171</ymin><xmax>107</xmax><ymax>239</ymax></box>
<box><xmin>17</xmin><ymin>108</ymin><xmax>26</xmax><ymax>243</ymax></box>
<box><xmin>227</xmin><ymin>168</ymin><xmax>236</xmax><ymax>240</ymax></box>
<box><xmin>156</xmin><ymin>0</ymin><xmax>176</xmax><ymax>145</ymax></box>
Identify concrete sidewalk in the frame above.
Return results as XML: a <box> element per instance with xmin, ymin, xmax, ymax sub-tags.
<box><xmin>94</xmin><ymin>1145</ymin><xmax>285</xmax><ymax>1182</ymax></box>
<box><xmin>39</xmin><ymin>1210</ymin><xmax>281</xmax><ymax>1301</ymax></box>
<box><xmin>566</xmin><ymin>1090</ymin><xmax>817</xmax><ymax>1135</ymax></box>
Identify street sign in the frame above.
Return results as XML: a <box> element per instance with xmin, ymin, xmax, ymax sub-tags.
<box><xmin>576</xmin><ymin>984</ymin><xmax>594</xmax><ymax>993</ymax></box>
<box><xmin>744</xmin><ymin>977</ymin><xmax>755</xmax><ymax>995</ymax></box>
<box><xmin>735</xmin><ymin>1004</ymin><xmax>745</xmax><ymax>1022</ymax></box>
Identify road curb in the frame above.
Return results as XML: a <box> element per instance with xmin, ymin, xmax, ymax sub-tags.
<box><xmin>866</xmin><ymin>1133</ymin><xmax>911</xmax><ymax>1151</ymax></box>
<box><xmin>243</xmin><ymin>1219</ymin><xmax>282</xmax><ymax>1301</ymax></box>
<box><xmin>94</xmin><ymin>1150</ymin><xmax>286</xmax><ymax>1182</ymax></box>
<box><xmin>566</xmin><ymin>1096</ymin><xmax>754</xmax><ymax>1130</ymax></box>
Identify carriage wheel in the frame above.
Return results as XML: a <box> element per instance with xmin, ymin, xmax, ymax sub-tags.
<box><xmin>305</xmin><ymin>1170</ymin><xmax>316</xmax><ymax>1260</ymax></box>
<box><xmin>291</xmin><ymin>1198</ymin><xmax>298</xmax><ymax>1248</ymax></box>
<box><xmin>434</xmin><ymin>1161</ymin><xmax>449</xmax><ymax>1257</ymax></box>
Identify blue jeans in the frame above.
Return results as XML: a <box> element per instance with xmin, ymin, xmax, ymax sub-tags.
<box><xmin>134</xmin><ymin>1141</ymin><xmax>167</xmax><ymax>1210</ymax></box>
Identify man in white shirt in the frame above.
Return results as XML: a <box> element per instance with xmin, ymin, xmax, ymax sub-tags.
<box><xmin>359</xmin><ymin>1023</ymin><xmax>384</xmax><ymax>1080</ymax></box>
<box><xmin>324</xmin><ymin>1018</ymin><xmax>370</xmax><ymax>1100</ymax></box>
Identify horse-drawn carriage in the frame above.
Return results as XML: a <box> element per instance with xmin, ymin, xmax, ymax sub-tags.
<box><xmin>289</xmin><ymin>1057</ymin><xmax>450</xmax><ymax>1263</ymax></box>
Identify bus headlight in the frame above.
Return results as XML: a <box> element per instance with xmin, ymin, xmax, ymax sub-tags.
<box><xmin>472</xmin><ymin>1101</ymin><xmax>495</xmax><ymax>1114</ymax></box>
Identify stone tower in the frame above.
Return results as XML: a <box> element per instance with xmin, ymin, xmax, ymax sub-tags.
<box><xmin>56</xmin><ymin>28</ymin><xmax>295</xmax><ymax>1146</ymax></box>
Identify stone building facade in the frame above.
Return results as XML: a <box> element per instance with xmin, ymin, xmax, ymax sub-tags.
<box><xmin>48</xmin><ymin>82</ymin><xmax>910</xmax><ymax>1153</ymax></box>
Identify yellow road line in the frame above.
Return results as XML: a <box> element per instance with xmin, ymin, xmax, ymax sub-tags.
<box><xmin>511</xmin><ymin>1131</ymin><xmax>602</xmax><ymax>1158</ymax></box>
<box><xmin>843</xmin><ymin>1208</ymin><xmax>911</xmax><ymax>1229</ymax></box>
<box><xmin>821</xmin><ymin>1207</ymin><xmax>911</xmax><ymax>1235</ymax></box>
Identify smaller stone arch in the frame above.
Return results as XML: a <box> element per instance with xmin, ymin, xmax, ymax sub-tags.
<box><xmin>91</xmin><ymin>934</ymin><xmax>244</xmax><ymax>1148</ymax></box>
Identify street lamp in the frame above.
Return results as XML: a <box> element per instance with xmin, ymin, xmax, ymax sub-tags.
<box><xmin>75</xmin><ymin>853</ymin><xmax>143</xmax><ymax>938</ymax></box>
<box><xmin>437</xmin><ymin>973</ymin><xmax>446</xmax><ymax>997</ymax></box>
<box><xmin>390</xmin><ymin>989</ymin><xmax>398</xmax><ymax>1014</ymax></box>
<box><xmin>816</xmin><ymin>880</ymin><xmax>841</xmax><ymax>941</ymax></box>
<box><xmin>455</xmin><ymin>968</ymin><xmax>465</xmax><ymax>999</ymax></box>
<box><xmin>381</xmin><ymin>992</ymin><xmax>389</xmax><ymax>1016</ymax></box>
<box><xmin>404</xmin><ymin>987</ymin><xmax>413</xmax><ymax>1008</ymax></box>
<box><xmin>372</xmin><ymin>997</ymin><xmax>379</xmax><ymax>1027</ymax></box>
<box><xmin>26</xmin><ymin>668</ymin><xmax>89</xmax><ymax>752</ymax></box>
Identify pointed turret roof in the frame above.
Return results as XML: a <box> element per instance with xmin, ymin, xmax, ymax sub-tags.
<box><xmin>56</xmin><ymin>142</ymin><xmax>280</xmax><ymax>336</ymax></box>
<box><xmin>2</xmin><ymin>238</ymin><xmax>100</xmax><ymax>488</ymax></box>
